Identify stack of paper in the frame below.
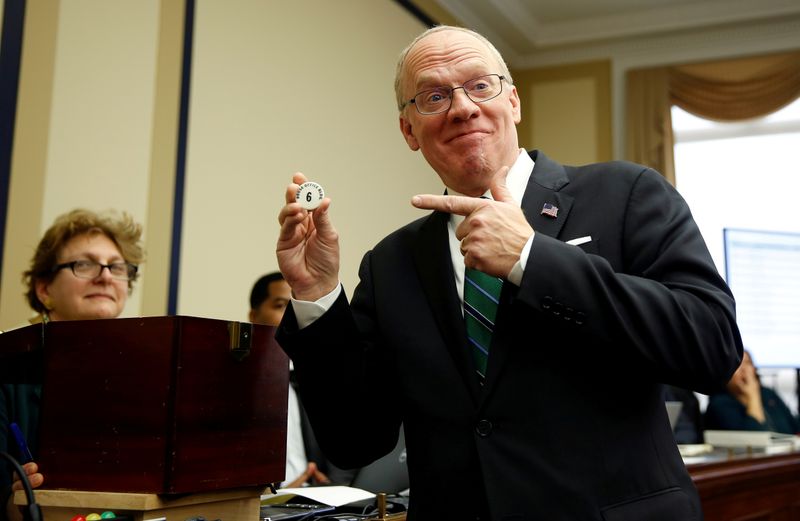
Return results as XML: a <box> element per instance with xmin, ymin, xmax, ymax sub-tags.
<box><xmin>261</xmin><ymin>485</ymin><xmax>375</xmax><ymax>507</ymax></box>
<box><xmin>704</xmin><ymin>430</ymin><xmax>800</xmax><ymax>454</ymax></box>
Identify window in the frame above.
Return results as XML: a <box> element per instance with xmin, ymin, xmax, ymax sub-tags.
<box><xmin>672</xmin><ymin>98</ymin><xmax>800</xmax><ymax>275</ymax></box>
<box><xmin>672</xmin><ymin>99</ymin><xmax>800</xmax><ymax>412</ymax></box>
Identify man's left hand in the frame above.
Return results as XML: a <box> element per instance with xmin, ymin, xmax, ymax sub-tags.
<box><xmin>412</xmin><ymin>166</ymin><xmax>533</xmax><ymax>278</ymax></box>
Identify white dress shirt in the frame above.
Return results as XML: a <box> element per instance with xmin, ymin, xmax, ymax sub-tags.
<box><xmin>283</xmin><ymin>382</ymin><xmax>308</xmax><ymax>486</ymax></box>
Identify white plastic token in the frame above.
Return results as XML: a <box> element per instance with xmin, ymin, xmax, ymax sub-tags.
<box><xmin>296</xmin><ymin>181</ymin><xmax>325</xmax><ymax>210</ymax></box>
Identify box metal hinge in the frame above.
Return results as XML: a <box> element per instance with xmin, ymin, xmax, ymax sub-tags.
<box><xmin>228</xmin><ymin>321</ymin><xmax>252</xmax><ymax>361</ymax></box>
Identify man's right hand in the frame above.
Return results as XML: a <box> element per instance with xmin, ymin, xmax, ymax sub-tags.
<box><xmin>277</xmin><ymin>173</ymin><xmax>340</xmax><ymax>301</ymax></box>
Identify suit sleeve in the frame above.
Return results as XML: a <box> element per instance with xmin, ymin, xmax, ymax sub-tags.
<box><xmin>276</xmin><ymin>253</ymin><xmax>402</xmax><ymax>469</ymax></box>
<box><xmin>517</xmin><ymin>167</ymin><xmax>742</xmax><ymax>393</ymax></box>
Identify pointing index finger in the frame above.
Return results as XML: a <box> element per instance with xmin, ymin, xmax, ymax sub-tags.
<box><xmin>411</xmin><ymin>194</ymin><xmax>489</xmax><ymax>216</ymax></box>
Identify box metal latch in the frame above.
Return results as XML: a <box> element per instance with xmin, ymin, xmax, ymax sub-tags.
<box><xmin>228</xmin><ymin>321</ymin><xmax>252</xmax><ymax>361</ymax></box>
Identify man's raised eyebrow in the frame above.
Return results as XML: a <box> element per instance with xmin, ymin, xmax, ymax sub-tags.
<box><xmin>413</xmin><ymin>76</ymin><xmax>442</xmax><ymax>92</ymax></box>
<box><xmin>414</xmin><ymin>68</ymin><xmax>493</xmax><ymax>91</ymax></box>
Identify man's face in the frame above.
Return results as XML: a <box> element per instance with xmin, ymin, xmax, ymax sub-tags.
<box><xmin>398</xmin><ymin>30</ymin><xmax>521</xmax><ymax>197</ymax></box>
<box><xmin>249</xmin><ymin>279</ymin><xmax>291</xmax><ymax>326</ymax></box>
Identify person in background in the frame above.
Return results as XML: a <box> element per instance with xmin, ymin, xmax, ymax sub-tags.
<box><xmin>249</xmin><ymin>272</ymin><xmax>292</xmax><ymax>327</ymax></box>
<box><xmin>1</xmin><ymin>208</ymin><xmax>144</xmax><ymax>521</ymax></box>
<box><xmin>249</xmin><ymin>273</ymin><xmax>354</xmax><ymax>487</ymax></box>
<box><xmin>275</xmin><ymin>25</ymin><xmax>742</xmax><ymax>519</ymax></box>
<box><xmin>705</xmin><ymin>350</ymin><xmax>799</xmax><ymax>434</ymax></box>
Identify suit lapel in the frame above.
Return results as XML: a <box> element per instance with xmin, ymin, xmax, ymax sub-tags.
<box><xmin>482</xmin><ymin>151</ymin><xmax>574</xmax><ymax>397</ymax></box>
<box><xmin>521</xmin><ymin>150</ymin><xmax>574</xmax><ymax>240</ymax></box>
<box><xmin>413</xmin><ymin>210</ymin><xmax>482</xmax><ymax>403</ymax></box>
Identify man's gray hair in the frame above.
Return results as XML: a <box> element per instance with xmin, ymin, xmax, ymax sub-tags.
<box><xmin>394</xmin><ymin>25</ymin><xmax>514</xmax><ymax>112</ymax></box>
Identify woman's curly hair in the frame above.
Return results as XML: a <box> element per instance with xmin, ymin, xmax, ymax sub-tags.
<box><xmin>22</xmin><ymin>209</ymin><xmax>144</xmax><ymax>314</ymax></box>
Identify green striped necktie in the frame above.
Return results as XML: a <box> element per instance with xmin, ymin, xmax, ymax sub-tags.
<box><xmin>464</xmin><ymin>267</ymin><xmax>503</xmax><ymax>380</ymax></box>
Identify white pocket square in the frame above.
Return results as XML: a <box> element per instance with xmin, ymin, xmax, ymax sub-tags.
<box><xmin>566</xmin><ymin>236</ymin><xmax>592</xmax><ymax>246</ymax></box>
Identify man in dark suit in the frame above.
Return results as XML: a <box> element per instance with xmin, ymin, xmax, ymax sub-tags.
<box><xmin>275</xmin><ymin>25</ymin><xmax>742</xmax><ymax>520</ymax></box>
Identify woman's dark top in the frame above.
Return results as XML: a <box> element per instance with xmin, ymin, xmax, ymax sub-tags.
<box><xmin>705</xmin><ymin>386</ymin><xmax>800</xmax><ymax>434</ymax></box>
<box><xmin>1</xmin><ymin>384</ymin><xmax>41</xmax><ymax>521</ymax></box>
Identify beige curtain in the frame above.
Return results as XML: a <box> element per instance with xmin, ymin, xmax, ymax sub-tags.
<box><xmin>626</xmin><ymin>51</ymin><xmax>800</xmax><ymax>184</ymax></box>
<box><xmin>626</xmin><ymin>67</ymin><xmax>675</xmax><ymax>184</ymax></box>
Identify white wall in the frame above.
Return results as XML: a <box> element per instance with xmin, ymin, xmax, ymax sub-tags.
<box><xmin>529</xmin><ymin>77</ymin><xmax>597</xmax><ymax>165</ymax></box>
<box><xmin>39</xmin><ymin>0</ymin><xmax>161</xmax><ymax>319</ymax></box>
<box><xmin>178</xmin><ymin>0</ymin><xmax>439</xmax><ymax>320</ymax></box>
<box><xmin>1</xmin><ymin>0</ymin><xmax>162</xmax><ymax>329</ymax></box>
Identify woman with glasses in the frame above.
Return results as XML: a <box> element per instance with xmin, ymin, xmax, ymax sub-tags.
<box><xmin>2</xmin><ymin>208</ymin><xmax>143</xmax><ymax>521</ymax></box>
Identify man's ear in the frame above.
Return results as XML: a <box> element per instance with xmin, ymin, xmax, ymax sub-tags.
<box><xmin>509</xmin><ymin>85</ymin><xmax>521</xmax><ymax>124</ymax></box>
<box><xmin>399</xmin><ymin>116</ymin><xmax>420</xmax><ymax>151</ymax></box>
<box><xmin>248</xmin><ymin>309</ymin><xmax>257</xmax><ymax>323</ymax></box>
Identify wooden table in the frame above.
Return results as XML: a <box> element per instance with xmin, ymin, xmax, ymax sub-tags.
<box><xmin>688</xmin><ymin>450</ymin><xmax>800</xmax><ymax>521</ymax></box>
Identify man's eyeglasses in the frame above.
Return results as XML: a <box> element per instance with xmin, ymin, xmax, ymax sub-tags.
<box><xmin>53</xmin><ymin>260</ymin><xmax>138</xmax><ymax>281</ymax></box>
<box><xmin>404</xmin><ymin>74</ymin><xmax>507</xmax><ymax>115</ymax></box>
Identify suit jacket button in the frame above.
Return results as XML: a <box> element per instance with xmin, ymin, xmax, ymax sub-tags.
<box><xmin>475</xmin><ymin>419</ymin><xmax>493</xmax><ymax>437</ymax></box>
<box><xmin>575</xmin><ymin>311</ymin><xmax>586</xmax><ymax>325</ymax></box>
<box><xmin>542</xmin><ymin>296</ymin><xmax>552</xmax><ymax>310</ymax></box>
<box><xmin>552</xmin><ymin>302</ymin><xmax>564</xmax><ymax>317</ymax></box>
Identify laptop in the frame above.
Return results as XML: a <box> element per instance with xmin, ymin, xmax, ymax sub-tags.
<box><xmin>665</xmin><ymin>401</ymin><xmax>683</xmax><ymax>431</ymax></box>
<box><xmin>349</xmin><ymin>428</ymin><xmax>410</xmax><ymax>494</ymax></box>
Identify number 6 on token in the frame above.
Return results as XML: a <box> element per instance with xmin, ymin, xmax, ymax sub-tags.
<box><xmin>296</xmin><ymin>181</ymin><xmax>325</xmax><ymax>210</ymax></box>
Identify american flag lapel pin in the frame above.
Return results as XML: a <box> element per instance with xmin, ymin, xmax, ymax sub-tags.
<box><xmin>541</xmin><ymin>202</ymin><xmax>559</xmax><ymax>218</ymax></box>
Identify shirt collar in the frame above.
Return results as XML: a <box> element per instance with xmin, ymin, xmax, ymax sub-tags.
<box><xmin>446</xmin><ymin>149</ymin><xmax>533</xmax><ymax>206</ymax></box>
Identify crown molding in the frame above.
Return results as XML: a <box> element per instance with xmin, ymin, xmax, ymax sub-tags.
<box><xmin>437</xmin><ymin>0</ymin><xmax>800</xmax><ymax>66</ymax></box>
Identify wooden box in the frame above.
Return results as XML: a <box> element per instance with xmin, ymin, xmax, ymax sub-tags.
<box><xmin>0</xmin><ymin>316</ymin><xmax>288</xmax><ymax>494</ymax></box>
